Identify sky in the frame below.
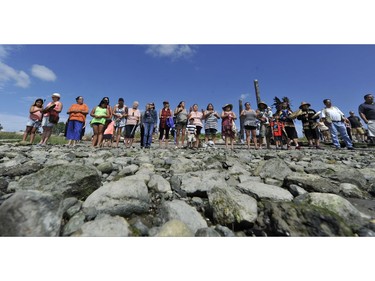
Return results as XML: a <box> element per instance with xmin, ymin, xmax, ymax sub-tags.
<box><xmin>0</xmin><ymin>44</ymin><xmax>374</xmax><ymax>134</ymax></box>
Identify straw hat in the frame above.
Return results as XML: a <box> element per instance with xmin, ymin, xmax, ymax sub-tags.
<box><xmin>222</xmin><ymin>103</ymin><xmax>233</xmax><ymax>110</ymax></box>
<box><xmin>299</xmin><ymin>101</ymin><xmax>311</xmax><ymax>109</ymax></box>
<box><xmin>258</xmin><ymin>101</ymin><xmax>268</xmax><ymax>108</ymax></box>
<box><xmin>52</xmin><ymin>93</ymin><xmax>60</xmax><ymax>98</ymax></box>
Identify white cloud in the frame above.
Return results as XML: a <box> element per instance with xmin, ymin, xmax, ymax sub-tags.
<box><xmin>0</xmin><ymin>46</ymin><xmax>10</xmax><ymax>61</ymax></box>
<box><xmin>31</xmin><ymin>64</ymin><xmax>57</xmax><ymax>81</ymax></box>
<box><xmin>0</xmin><ymin>62</ymin><xmax>31</xmax><ymax>89</ymax></box>
<box><xmin>145</xmin><ymin>45</ymin><xmax>196</xmax><ymax>60</ymax></box>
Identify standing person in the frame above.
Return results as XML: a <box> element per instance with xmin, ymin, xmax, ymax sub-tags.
<box><xmin>241</xmin><ymin>102</ymin><xmax>259</xmax><ymax>149</ymax></box>
<box><xmin>348</xmin><ymin>111</ymin><xmax>365</xmax><ymax>143</ymax></box>
<box><xmin>321</xmin><ymin>99</ymin><xmax>354</xmax><ymax>150</ymax></box>
<box><xmin>174</xmin><ymin>101</ymin><xmax>188</xmax><ymax>148</ymax></box>
<box><xmin>204</xmin><ymin>103</ymin><xmax>220</xmax><ymax>145</ymax></box>
<box><xmin>318</xmin><ymin>118</ymin><xmax>331</xmax><ymax>142</ymax></box>
<box><xmin>186</xmin><ymin>118</ymin><xmax>197</xmax><ymax>148</ymax></box>
<box><xmin>142</xmin><ymin>103</ymin><xmax>158</xmax><ymax>148</ymax></box>
<box><xmin>270</xmin><ymin>114</ymin><xmax>285</xmax><ymax>150</ymax></box>
<box><xmin>102</xmin><ymin>119</ymin><xmax>115</xmax><ymax>147</ymax></box>
<box><xmin>277</xmin><ymin>101</ymin><xmax>301</xmax><ymax>150</ymax></box>
<box><xmin>159</xmin><ymin>101</ymin><xmax>173</xmax><ymax>148</ymax></box>
<box><xmin>257</xmin><ymin>102</ymin><xmax>273</xmax><ymax>149</ymax></box>
<box><xmin>38</xmin><ymin>93</ymin><xmax>63</xmax><ymax>146</ymax></box>
<box><xmin>358</xmin><ymin>94</ymin><xmax>375</xmax><ymax>144</ymax></box>
<box><xmin>112</xmin><ymin>98</ymin><xmax>128</xmax><ymax>147</ymax></box>
<box><xmin>221</xmin><ymin>103</ymin><xmax>237</xmax><ymax>149</ymax></box>
<box><xmin>90</xmin><ymin>99</ymin><xmax>110</xmax><ymax>148</ymax></box>
<box><xmin>22</xmin><ymin>98</ymin><xmax>44</xmax><ymax>144</ymax></box>
<box><xmin>102</xmin><ymin>97</ymin><xmax>113</xmax><ymax>120</ymax></box>
<box><xmin>188</xmin><ymin>104</ymin><xmax>204</xmax><ymax>148</ymax></box>
<box><xmin>124</xmin><ymin>101</ymin><xmax>140</xmax><ymax>148</ymax></box>
<box><xmin>66</xmin><ymin>96</ymin><xmax>89</xmax><ymax>147</ymax></box>
<box><xmin>297</xmin><ymin>102</ymin><xmax>322</xmax><ymax>149</ymax></box>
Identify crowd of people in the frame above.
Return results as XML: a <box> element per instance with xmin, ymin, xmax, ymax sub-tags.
<box><xmin>22</xmin><ymin>93</ymin><xmax>375</xmax><ymax>150</ymax></box>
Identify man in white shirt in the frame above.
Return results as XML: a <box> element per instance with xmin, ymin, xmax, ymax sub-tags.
<box><xmin>321</xmin><ymin>99</ymin><xmax>354</xmax><ymax>150</ymax></box>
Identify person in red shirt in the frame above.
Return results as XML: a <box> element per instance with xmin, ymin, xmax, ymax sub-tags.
<box><xmin>270</xmin><ymin>114</ymin><xmax>285</xmax><ymax>150</ymax></box>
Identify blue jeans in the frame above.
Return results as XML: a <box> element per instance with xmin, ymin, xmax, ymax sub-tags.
<box><xmin>328</xmin><ymin>121</ymin><xmax>353</xmax><ymax>148</ymax></box>
<box><xmin>143</xmin><ymin>122</ymin><xmax>154</xmax><ymax>147</ymax></box>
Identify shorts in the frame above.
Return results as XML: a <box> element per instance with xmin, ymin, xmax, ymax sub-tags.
<box><xmin>26</xmin><ymin>118</ymin><xmax>41</xmax><ymax>128</ymax></box>
<box><xmin>41</xmin><ymin>116</ymin><xmax>55</xmax><ymax>128</ymax></box>
<box><xmin>284</xmin><ymin>126</ymin><xmax>298</xmax><ymax>139</ymax></box>
<box><xmin>351</xmin><ymin>127</ymin><xmax>365</xmax><ymax>135</ymax></box>
<box><xmin>304</xmin><ymin>128</ymin><xmax>320</xmax><ymax>140</ymax></box>
<box><xmin>274</xmin><ymin>136</ymin><xmax>283</xmax><ymax>141</ymax></box>
<box><xmin>244</xmin><ymin>125</ymin><xmax>257</xmax><ymax>131</ymax></box>
<box><xmin>195</xmin><ymin>126</ymin><xmax>202</xmax><ymax>136</ymax></box>
<box><xmin>103</xmin><ymin>134</ymin><xmax>113</xmax><ymax>140</ymax></box>
<box><xmin>205</xmin><ymin>128</ymin><xmax>217</xmax><ymax>135</ymax></box>
<box><xmin>125</xmin><ymin>125</ymin><xmax>137</xmax><ymax>138</ymax></box>
<box><xmin>187</xmin><ymin>134</ymin><xmax>196</xmax><ymax>142</ymax></box>
<box><xmin>159</xmin><ymin>126</ymin><xmax>170</xmax><ymax>140</ymax></box>
<box><xmin>175</xmin><ymin>121</ymin><xmax>187</xmax><ymax>130</ymax></box>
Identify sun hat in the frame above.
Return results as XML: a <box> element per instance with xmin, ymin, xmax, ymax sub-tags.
<box><xmin>222</xmin><ymin>103</ymin><xmax>233</xmax><ymax>110</ymax></box>
<box><xmin>299</xmin><ymin>101</ymin><xmax>311</xmax><ymax>109</ymax></box>
<box><xmin>52</xmin><ymin>93</ymin><xmax>60</xmax><ymax>98</ymax></box>
<box><xmin>258</xmin><ymin>101</ymin><xmax>268</xmax><ymax>108</ymax></box>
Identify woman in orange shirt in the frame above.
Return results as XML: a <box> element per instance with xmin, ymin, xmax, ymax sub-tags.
<box><xmin>66</xmin><ymin>96</ymin><xmax>89</xmax><ymax>146</ymax></box>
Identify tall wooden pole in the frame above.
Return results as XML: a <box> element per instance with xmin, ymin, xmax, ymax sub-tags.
<box><xmin>254</xmin><ymin>79</ymin><xmax>261</xmax><ymax>107</ymax></box>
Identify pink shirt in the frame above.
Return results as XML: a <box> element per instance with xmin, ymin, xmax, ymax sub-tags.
<box><xmin>126</xmin><ymin>108</ymin><xmax>141</xmax><ymax>125</ymax></box>
<box><xmin>104</xmin><ymin>121</ymin><xmax>115</xmax><ymax>135</ymax></box>
<box><xmin>43</xmin><ymin>101</ymin><xmax>62</xmax><ymax>117</ymax></box>
<box><xmin>190</xmin><ymin>111</ymin><xmax>203</xmax><ymax>127</ymax></box>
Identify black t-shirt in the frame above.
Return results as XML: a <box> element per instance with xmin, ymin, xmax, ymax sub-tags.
<box><xmin>348</xmin><ymin>116</ymin><xmax>362</xmax><ymax>128</ymax></box>
<box><xmin>358</xmin><ymin>103</ymin><xmax>375</xmax><ymax>120</ymax></box>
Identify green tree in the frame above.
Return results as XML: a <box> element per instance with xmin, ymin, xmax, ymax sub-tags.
<box><xmin>0</xmin><ymin>123</ymin><xmax>3</xmax><ymax>131</ymax></box>
<box><xmin>52</xmin><ymin>122</ymin><xmax>66</xmax><ymax>135</ymax></box>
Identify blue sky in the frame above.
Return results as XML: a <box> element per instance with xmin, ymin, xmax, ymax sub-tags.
<box><xmin>0</xmin><ymin>44</ymin><xmax>374</xmax><ymax>133</ymax></box>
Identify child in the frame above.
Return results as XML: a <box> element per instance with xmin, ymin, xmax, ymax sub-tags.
<box><xmin>22</xmin><ymin>98</ymin><xmax>44</xmax><ymax>144</ymax></box>
<box><xmin>102</xmin><ymin>119</ymin><xmax>115</xmax><ymax>147</ymax></box>
<box><xmin>270</xmin><ymin>114</ymin><xmax>285</xmax><ymax>150</ymax></box>
<box><xmin>186</xmin><ymin>118</ymin><xmax>197</xmax><ymax>148</ymax></box>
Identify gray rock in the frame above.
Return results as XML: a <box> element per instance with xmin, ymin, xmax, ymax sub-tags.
<box><xmin>63</xmin><ymin>211</ymin><xmax>86</xmax><ymax>236</ymax></box>
<box><xmin>66</xmin><ymin>201</ymin><xmax>83</xmax><ymax>218</ymax></box>
<box><xmin>180</xmin><ymin>170</ymin><xmax>227</xmax><ymax>196</ymax></box>
<box><xmin>130</xmin><ymin>218</ymin><xmax>149</xmax><ymax>236</ymax></box>
<box><xmin>238</xmin><ymin>175</ymin><xmax>262</xmax><ymax>183</ymax></box>
<box><xmin>195</xmin><ymin>227</ymin><xmax>221</xmax><ymax>237</ymax></box>
<box><xmin>256</xmin><ymin>200</ymin><xmax>354</xmax><ymax>236</ymax></box>
<box><xmin>8</xmin><ymin>164</ymin><xmax>101</xmax><ymax>200</ymax></box>
<box><xmin>160</xmin><ymin>200</ymin><xmax>207</xmax><ymax>233</ymax></box>
<box><xmin>62</xmin><ymin>197</ymin><xmax>79</xmax><ymax>213</ymax></box>
<box><xmin>264</xmin><ymin>178</ymin><xmax>283</xmax><ymax>187</ymax></box>
<box><xmin>285</xmin><ymin>173</ymin><xmax>339</xmax><ymax>194</ymax></box>
<box><xmin>83</xmin><ymin>175</ymin><xmax>150</xmax><ymax>217</ymax></box>
<box><xmin>156</xmin><ymin>219</ymin><xmax>194</xmax><ymax>237</ymax></box>
<box><xmin>148</xmin><ymin>174</ymin><xmax>172</xmax><ymax>193</ymax></box>
<box><xmin>253</xmin><ymin>158</ymin><xmax>292</xmax><ymax>181</ymax></box>
<box><xmin>295</xmin><ymin>193</ymin><xmax>371</xmax><ymax>225</ymax></box>
<box><xmin>0</xmin><ymin>178</ymin><xmax>8</xmax><ymax>192</ymax></box>
<box><xmin>339</xmin><ymin>183</ymin><xmax>366</xmax><ymax>199</ymax></box>
<box><xmin>118</xmin><ymin>164</ymin><xmax>139</xmax><ymax>177</ymax></box>
<box><xmin>288</xmin><ymin>184</ymin><xmax>308</xmax><ymax>197</ymax></box>
<box><xmin>236</xmin><ymin>181</ymin><xmax>293</xmax><ymax>202</ymax></box>
<box><xmin>0</xmin><ymin>190</ymin><xmax>63</xmax><ymax>236</ymax></box>
<box><xmin>208</xmin><ymin>186</ymin><xmax>258</xmax><ymax>227</ymax></box>
<box><xmin>96</xmin><ymin>162</ymin><xmax>114</xmax><ymax>174</ymax></box>
<box><xmin>73</xmin><ymin>214</ymin><xmax>130</xmax><ymax>237</ymax></box>
<box><xmin>0</xmin><ymin>162</ymin><xmax>43</xmax><ymax>178</ymax></box>
<box><xmin>214</xmin><ymin>225</ymin><xmax>235</xmax><ymax>237</ymax></box>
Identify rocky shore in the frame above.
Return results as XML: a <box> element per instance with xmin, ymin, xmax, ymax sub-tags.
<box><xmin>1</xmin><ymin>142</ymin><xmax>375</xmax><ymax>237</ymax></box>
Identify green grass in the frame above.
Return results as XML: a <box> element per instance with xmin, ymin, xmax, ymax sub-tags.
<box><xmin>0</xmin><ymin>132</ymin><xmax>68</xmax><ymax>145</ymax></box>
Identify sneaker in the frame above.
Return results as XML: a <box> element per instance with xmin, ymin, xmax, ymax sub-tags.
<box><xmin>347</xmin><ymin>147</ymin><xmax>355</xmax><ymax>150</ymax></box>
<box><xmin>315</xmin><ymin>146</ymin><xmax>324</xmax><ymax>150</ymax></box>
